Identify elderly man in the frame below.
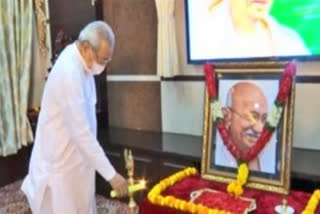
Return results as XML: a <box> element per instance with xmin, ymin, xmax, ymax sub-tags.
<box><xmin>215</xmin><ymin>82</ymin><xmax>276</xmax><ymax>173</ymax></box>
<box><xmin>21</xmin><ymin>21</ymin><xmax>128</xmax><ymax>214</ymax></box>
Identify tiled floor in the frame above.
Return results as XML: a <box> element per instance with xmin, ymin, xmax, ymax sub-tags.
<box><xmin>0</xmin><ymin>180</ymin><xmax>135</xmax><ymax>214</ymax></box>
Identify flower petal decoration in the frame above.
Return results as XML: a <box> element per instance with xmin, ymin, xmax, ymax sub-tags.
<box><xmin>148</xmin><ymin>167</ymin><xmax>237</xmax><ymax>214</ymax></box>
<box><xmin>211</xmin><ymin>100</ymin><xmax>223</xmax><ymax>123</ymax></box>
<box><xmin>266</xmin><ymin>105</ymin><xmax>283</xmax><ymax>129</ymax></box>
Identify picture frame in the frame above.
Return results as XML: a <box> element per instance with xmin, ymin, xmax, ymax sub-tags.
<box><xmin>201</xmin><ymin>66</ymin><xmax>295</xmax><ymax>194</ymax></box>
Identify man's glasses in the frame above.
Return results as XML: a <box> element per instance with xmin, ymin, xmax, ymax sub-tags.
<box><xmin>90</xmin><ymin>45</ymin><xmax>112</xmax><ymax>65</ymax></box>
<box><xmin>229</xmin><ymin>108</ymin><xmax>267</xmax><ymax>124</ymax></box>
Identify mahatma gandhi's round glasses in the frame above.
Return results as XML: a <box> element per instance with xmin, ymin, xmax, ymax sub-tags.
<box><xmin>229</xmin><ymin>108</ymin><xmax>267</xmax><ymax>124</ymax></box>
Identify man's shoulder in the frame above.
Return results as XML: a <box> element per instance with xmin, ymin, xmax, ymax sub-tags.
<box><xmin>53</xmin><ymin>45</ymin><xmax>80</xmax><ymax>71</ymax></box>
<box><xmin>50</xmin><ymin>46</ymin><xmax>84</xmax><ymax>83</ymax></box>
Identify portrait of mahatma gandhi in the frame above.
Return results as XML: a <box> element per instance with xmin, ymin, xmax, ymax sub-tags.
<box><xmin>214</xmin><ymin>81</ymin><xmax>277</xmax><ymax>174</ymax></box>
<box><xmin>204</xmin><ymin>71</ymin><xmax>294</xmax><ymax>194</ymax></box>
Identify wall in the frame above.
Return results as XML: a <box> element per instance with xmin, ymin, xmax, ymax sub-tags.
<box><xmin>49</xmin><ymin>0</ymin><xmax>96</xmax><ymax>43</ymax></box>
<box><xmin>103</xmin><ymin>0</ymin><xmax>161</xmax><ymax>132</ymax></box>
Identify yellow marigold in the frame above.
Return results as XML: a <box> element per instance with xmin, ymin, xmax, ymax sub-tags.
<box><xmin>174</xmin><ymin>199</ymin><xmax>182</xmax><ymax>210</ymax></box>
<box><xmin>179</xmin><ymin>200</ymin><xmax>187</xmax><ymax>211</ymax></box>
<box><xmin>197</xmin><ymin>204</ymin><xmax>206</xmax><ymax>214</ymax></box>
<box><xmin>164</xmin><ymin>180</ymin><xmax>171</xmax><ymax>186</ymax></box>
<box><xmin>208</xmin><ymin>209</ymin><xmax>217</xmax><ymax>214</ymax></box>
<box><xmin>163</xmin><ymin>196</ymin><xmax>174</xmax><ymax>206</ymax></box>
<box><xmin>227</xmin><ymin>181</ymin><xmax>236</xmax><ymax>194</ymax></box>
<box><xmin>179</xmin><ymin>173</ymin><xmax>186</xmax><ymax>180</ymax></box>
<box><xmin>234</xmin><ymin>183</ymin><xmax>244</xmax><ymax>196</ymax></box>
<box><xmin>154</xmin><ymin>195</ymin><xmax>162</xmax><ymax>204</ymax></box>
<box><xmin>160</xmin><ymin>197</ymin><xmax>166</xmax><ymax>206</ymax></box>
<box><xmin>158</xmin><ymin>182</ymin><xmax>166</xmax><ymax>190</ymax></box>
<box><xmin>148</xmin><ymin>196</ymin><xmax>154</xmax><ymax>203</ymax></box>
<box><xmin>227</xmin><ymin>163</ymin><xmax>248</xmax><ymax>196</ymax></box>
<box><xmin>302</xmin><ymin>208</ymin><xmax>313</xmax><ymax>214</ymax></box>
<box><xmin>190</xmin><ymin>167</ymin><xmax>197</xmax><ymax>174</ymax></box>
<box><xmin>202</xmin><ymin>206</ymin><xmax>210</xmax><ymax>214</ymax></box>
<box><xmin>152</xmin><ymin>188</ymin><xmax>161</xmax><ymax>195</ymax></box>
<box><xmin>187</xmin><ymin>202</ymin><xmax>197</xmax><ymax>213</ymax></box>
<box><xmin>168</xmin><ymin>177</ymin><xmax>176</xmax><ymax>185</ymax></box>
<box><xmin>237</xmin><ymin>163</ymin><xmax>249</xmax><ymax>185</ymax></box>
<box><xmin>310</xmin><ymin>197</ymin><xmax>318</xmax><ymax>206</ymax></box>
<box><xmin>302</xmin><ymin>189</ymin><xmax>320</xmax><ymax>214</ymax></box>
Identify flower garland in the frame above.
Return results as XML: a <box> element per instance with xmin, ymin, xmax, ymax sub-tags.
<box><xmin>148</xmin><ymin>167</ymin><xmax>236</xmax><ymax>214</ymax></box>
<box><xmin>302</xmin><ymin>189</ymin><xmax>320</xmax><ymax>214</ymax></box>
<box><xmin>227</xmin><ymin>163</ymin><xmax>249</xmax><ymax>196</ymax></box>
<box><xmin>204</xmin><ymin>62</ymin><xmax>296</xmax><ymax>195</ymax></box>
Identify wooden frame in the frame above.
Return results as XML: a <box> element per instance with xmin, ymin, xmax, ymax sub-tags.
<box><xmin>201</xmin><ymin>66</ymin><xmax>295</xmax><ymax>194</ymax></box>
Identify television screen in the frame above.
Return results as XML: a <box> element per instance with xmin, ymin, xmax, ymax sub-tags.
<box><xmin>185</xmin><ymin>0</ymin><xmax>320</xmax><ymax>63</ymax></box>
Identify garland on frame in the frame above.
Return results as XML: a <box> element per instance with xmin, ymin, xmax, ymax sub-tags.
<box><xmin>204</xmin><ymin>62</ymin><xmax>296</xmax><ymax>196</ymax></box>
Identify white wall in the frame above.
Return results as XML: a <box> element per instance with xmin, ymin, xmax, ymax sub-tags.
<box><xmin>161</xmin><ymin>81</ymin><xmax>205</xmax><ymax>136</ymax></box>
<box><xmin>293</xmin><ymin>84</ymin><xmax>320</xmax><ymax>150</ymax></box>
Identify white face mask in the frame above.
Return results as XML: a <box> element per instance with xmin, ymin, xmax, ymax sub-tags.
<box><xmin>91</xmin><ymin>61</ymin><xmax>106</xmax><ymax>75</ymax></box>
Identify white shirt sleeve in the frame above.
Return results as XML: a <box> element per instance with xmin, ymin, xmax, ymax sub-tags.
<box><xmin>59</xmin><ymin>67</ymin><xmax>116</xmax><ymax>181</ymax></box>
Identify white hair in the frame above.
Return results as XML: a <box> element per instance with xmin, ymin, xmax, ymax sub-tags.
<box><xmin>78</xmin><ymin>21</ymin><xmax>115</xmax><ymax>50</ymax></box>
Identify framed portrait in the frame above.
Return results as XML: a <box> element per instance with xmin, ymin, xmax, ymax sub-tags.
<box><xmin>201</xmin><ymin>67</ymin><xmax>295</xmax><ymax>194</ymax></box>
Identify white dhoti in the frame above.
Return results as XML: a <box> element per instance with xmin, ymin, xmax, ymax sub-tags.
<box><xmin>22</xmin><ymin>43</ymin><xmax>116</xmax><ymax>214</ymax></box>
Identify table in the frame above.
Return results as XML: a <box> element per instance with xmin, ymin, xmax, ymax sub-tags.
<box><xmin>139</xmin><ymin>175</ymin><xmax>319</xmax><ymax>214</ymax></box>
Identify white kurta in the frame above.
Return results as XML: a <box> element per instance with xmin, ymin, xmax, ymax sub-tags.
<box><xmin>21</xmin><ymin>43</ymin><xmax>116</xmax><ymax>214</ymax></box>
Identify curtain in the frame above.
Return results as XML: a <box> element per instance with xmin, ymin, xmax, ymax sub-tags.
<box><xmin>35</xmin><ymin>0</ymin><xmax>52</xmax><ymax>77</ymax></box>
<box><xmin>28</xmin><ymin>17</ymin><xmax>46</xmax><ymax>108</ymax></box>
<box><xmin>29</xmin><ymin>0</ymin><xmax>52</xmax><ymax>108</ymax></box>
<box><xmin>155</xmin><ymin>0</ymin><xmax>180</xmax><ymax>77</ymax></box>
<box><xmin>0</xmin><ymin>0</ymin><xmax>34</xmax><ymax>156</ymax></box>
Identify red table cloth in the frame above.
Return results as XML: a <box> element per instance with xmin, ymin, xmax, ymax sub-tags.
<box><xmin>139</xmin><ymin>175</ymin><xmax>319</xmax><ymax>214</ymax></box>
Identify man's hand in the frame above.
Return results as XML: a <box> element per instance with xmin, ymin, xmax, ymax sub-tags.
<box><xmin>109</xmin><ymin>173</ymin><xmax>129</xmax><ymax>198</ymax></box>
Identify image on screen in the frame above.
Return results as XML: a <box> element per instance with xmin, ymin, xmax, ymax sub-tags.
<box><xmin>185</xmin><ymin>0</ymin><xmax>320</xmax><ymax>63</ymax></box>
